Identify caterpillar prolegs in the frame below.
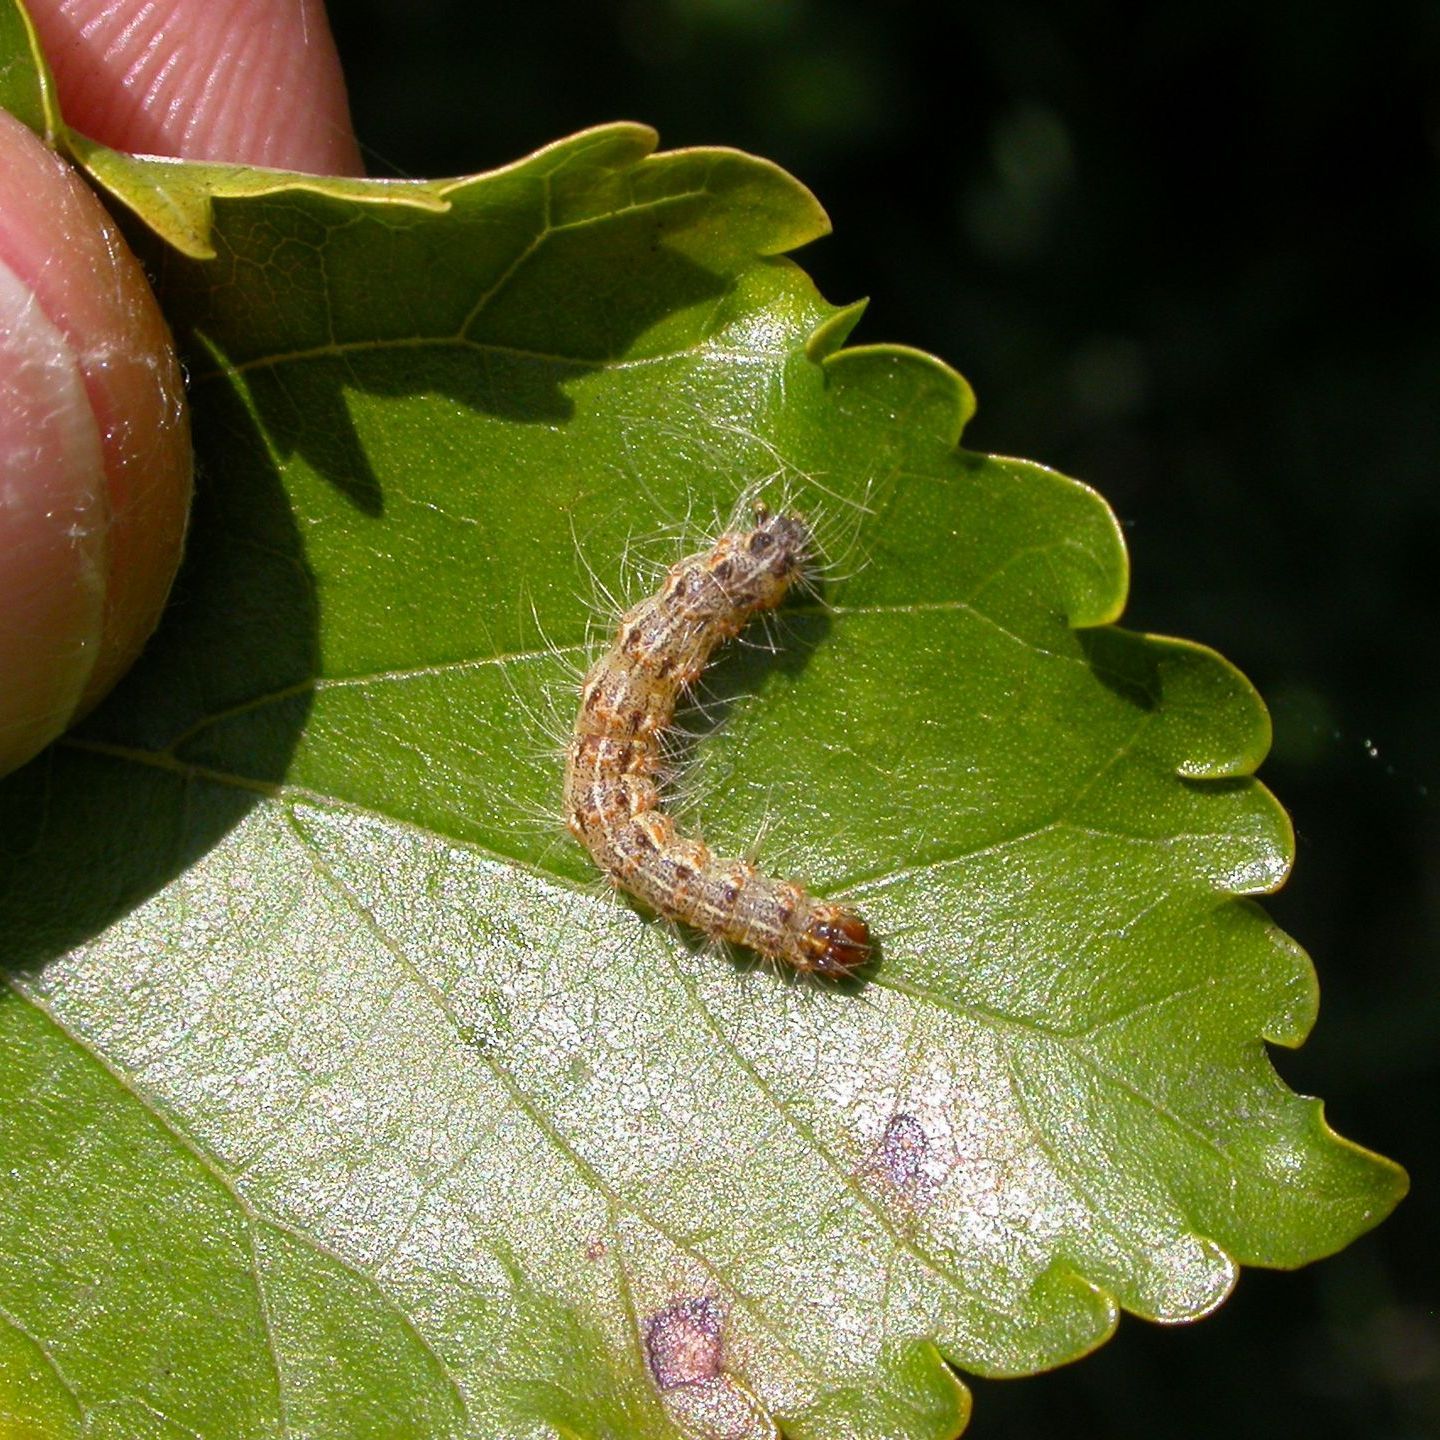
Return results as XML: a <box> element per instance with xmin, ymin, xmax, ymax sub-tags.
<box><xmin>563</xmin><ymin>506</ymin><xmax>872</xmax><ymax>978</ymax></box>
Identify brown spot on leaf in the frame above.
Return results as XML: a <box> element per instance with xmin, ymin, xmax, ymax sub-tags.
<box><xmin>878</xmin><ymin>1113</ymin><xmax>929</xmax><ymax>1190</ymax></box>
<box><xmin>860</xmin><ymin>1111</ymin><xmax>948</xmax><ymax>1216</ymax></box>
<box><xmin>584</xmin><ymin>1237</ymin><xmax>607</xmax><ymax>1261</ymax></box>
<box><xmin>644</xmin><ymin>1295</ymin><xmax>724</xmax><ymax>1390</ymax></box>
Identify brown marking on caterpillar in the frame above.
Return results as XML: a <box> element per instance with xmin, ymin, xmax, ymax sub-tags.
<box><xmin>564</xmin><ymin>505</ymin><xmax>871</xmax><ymax>978</ymax></box>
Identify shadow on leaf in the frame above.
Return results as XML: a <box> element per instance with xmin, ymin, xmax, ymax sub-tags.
<box><xmin>0</xmin><ymin>378</ymin><xmax>316</xmax><ymax>972</ymax></box>
<box><xmin>166</xmin><ymin>188</ymin><xmax>737</xmax><ymax>517</ymax></box>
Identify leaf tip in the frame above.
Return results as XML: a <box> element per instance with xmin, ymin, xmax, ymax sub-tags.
<box><xmin>1256</xmin><ymin>1097</ymin><xmax>1411</xmax><ymax>1265</ymax></box>
<box><xmin>1161</xmin><ymin>638</ymin><xmax>1276</xmax><ymax>783</ymax></box>
<box><xmin>817</xmin><ymin>342</ymin><xmax>977</xmax><ymax>448</ymax></box>
<box><xmin>803</xmin><ymin>298</ymin><xmax>869</xmax><ymax>363</ymax></box>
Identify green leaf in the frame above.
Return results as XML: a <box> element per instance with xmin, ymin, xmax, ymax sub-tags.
<box><xmin>0</xmin><ymin>0</ymin><xmax>59</xmax><ymax>141</ymax></box>
<box><xmin>66</xmin><ymin>131</ymin><xmax>458</xmax><ymax>261</ymax></box>
<box><xmin>0</xmin><ymin>75</ymin><xmax>1406</xmax><ymax>1440</ymax></box>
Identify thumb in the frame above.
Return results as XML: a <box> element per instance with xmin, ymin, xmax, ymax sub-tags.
<box><xmin>0</xmin><ymin>109</ymin><xmax>192</xmax><ymax>775</ymax></box>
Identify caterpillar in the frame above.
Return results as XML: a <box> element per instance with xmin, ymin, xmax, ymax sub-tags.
<box><xmin>563</xmin><ymin>504</ymin><xmax>872</xmax><ymax>978</ymax></box>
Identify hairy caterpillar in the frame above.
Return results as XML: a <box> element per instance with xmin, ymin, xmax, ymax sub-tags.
<box><xmin>563</xmin><ymin>505</ymin><xmax>872</xmax><ymax>977</ymax></box>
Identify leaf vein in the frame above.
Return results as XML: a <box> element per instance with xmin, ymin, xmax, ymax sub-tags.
<box><xmin>667</xmin><ymin>952</ymin><xmax>1026</xmax><ymax>1335</ymax></box>
<box><xmin>283</xmin><ymin>809</ymin><xmax>833</xmax><ymax>1393</ymax></box>
<box><xmin>1</xmin><ymin>976</ymin><xmax>472</xmax><ymax>1431</ymax></box>
<box><xmin>0</xmin><ymin>1297</ymin><xmax>87</xmax><ymax>1424</ymax></box>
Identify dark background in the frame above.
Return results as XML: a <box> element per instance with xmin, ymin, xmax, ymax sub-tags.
<box><xmin>327</xmin><ymin>3</ymin><xmax>1438</xmax><ymax>1435</ymax></box>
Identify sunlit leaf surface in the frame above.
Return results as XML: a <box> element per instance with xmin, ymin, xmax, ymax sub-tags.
<box><xmin>0</xmin><ymin>18</ymin><xmax>1406</xmax><ymax>1435</ymax></box>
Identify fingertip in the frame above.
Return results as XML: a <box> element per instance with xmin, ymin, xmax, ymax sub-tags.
<box><xmin>29</xmin><ymin>0</ymin><xmax>364</xmax><ymax>174</ymax></box>
<box><xmin>0</xmin><ymin>111</ymin><xmax>192</xmax><ymax>777</ymax></box>
<box><xmin>0</xmin><ymin>248</ymin><xmax>108</xmax><ymax>774</ymax></box>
